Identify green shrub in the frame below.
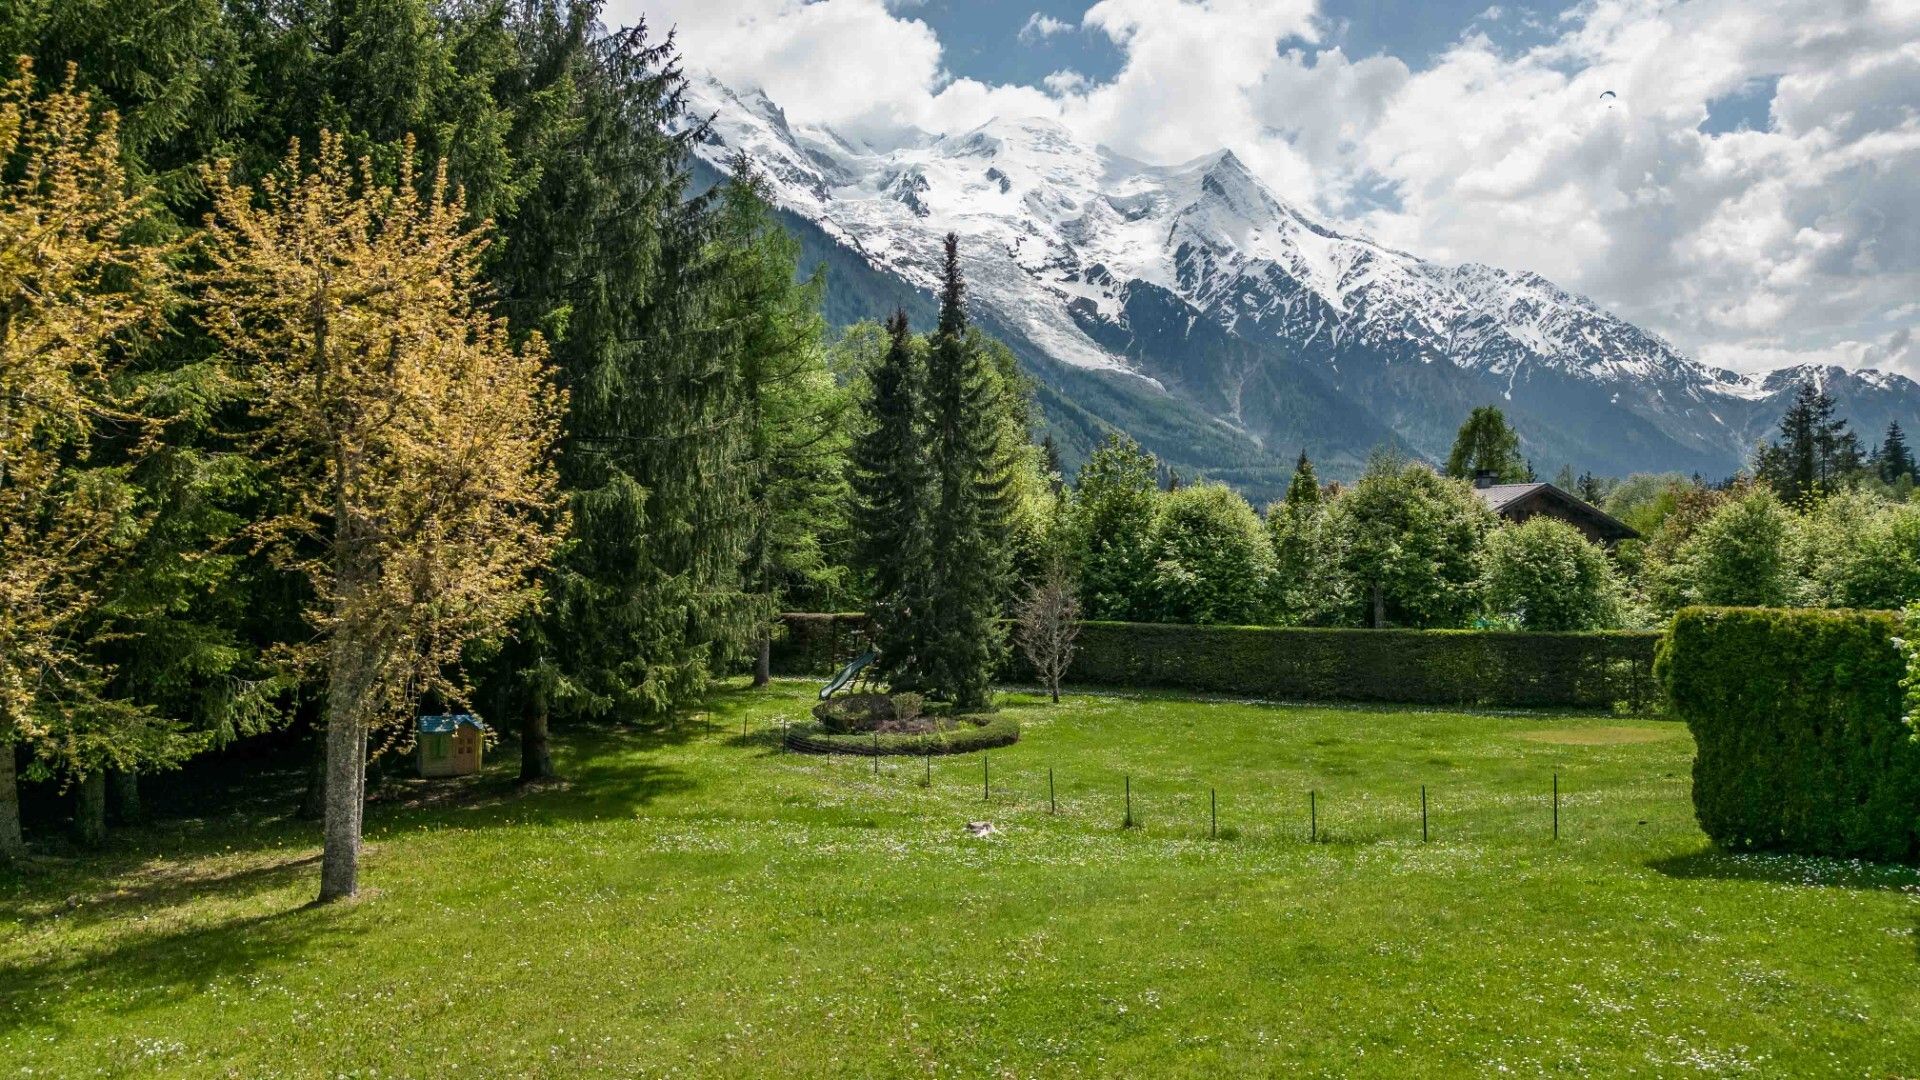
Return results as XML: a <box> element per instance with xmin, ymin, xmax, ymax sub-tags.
<box><xmin>1145</xmin><ymin>482</ymin><xmax>1274</xmax><ymax>625</ymax></box>
<box><xmin>1660</xmin><ymin>606</ymin><xmax>1920</xmax><ymax>860</ymax></box>
<box><xmin>811</xmin><ymin>693</ymin><xmax>896</xmax><ymax>733</ymax></box>
<box><xmin>1665</xmin><ymin>489</ymin><xmax>1794</xmax><ymax>608</ymax></box>
<box><xmin>785</xmin><ymin>713</ymin><xmax>1020</xmax><ymax>756</ymax></box>
<box><xmin>1481</xmin><ymin>517</ymin><xmax>1624</xmax><ymax>631</ymax></box>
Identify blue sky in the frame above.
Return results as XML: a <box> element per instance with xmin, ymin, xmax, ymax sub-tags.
<box><xmin>918</xmin><ymin>0</ymin><xmax>1567</xmax><ymax>86</ymax></box>
<box><xmin>617</xmin><ymin>0</ymin><xmax>1919</xmax><ymax>378</ymax></box>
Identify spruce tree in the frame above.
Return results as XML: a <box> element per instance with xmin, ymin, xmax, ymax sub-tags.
<box><xmin>1878</xmin><ymin>421</ymin><xmax>1916</xmax><ymax>484</ymax></box>
<box><xmin>849</xmin><ymin>311</ymin><xmax>935</xmax><ymax>689</ymax></box>
<box><xmin>1284</xmin><ymin>450</ymin><xmax>1322</xmax><ymax>508</ymax></box>
<box><xmin>1756</xmin><ymin>380</ymin><xmax>1863</xmax><ymax>502</ymax></box>
<box><xmin>495</xmin><ymin>20</ymin><xmax>762</xmax><ymax>748</ymax></box>
<box><xmin>1041</xmin><ymin>434</ymin><xmax>1065</xmax><ymax>496</ymax></box>
<box><xmin>921</xmin><ymin>234</ymin><xmax>1016</xmax><ymax>708</ymax></box>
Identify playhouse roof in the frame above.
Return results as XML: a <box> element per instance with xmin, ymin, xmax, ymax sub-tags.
<box><xmin>417</xmin><ymin>713</ymin><xmax>488</xmax><ymax>734</ymax></box>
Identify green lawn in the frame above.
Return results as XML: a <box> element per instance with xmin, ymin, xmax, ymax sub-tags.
<box><xmin>5</xmin><ymin>681</ymin><xmax>1919</xmax><ymax>1077</ymax></box>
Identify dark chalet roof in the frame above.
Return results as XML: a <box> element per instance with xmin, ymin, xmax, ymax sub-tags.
<box><xmin>1472</xmin><ymin>482</ymin><xmax>1640</xmax><ymax>543</ymax></box>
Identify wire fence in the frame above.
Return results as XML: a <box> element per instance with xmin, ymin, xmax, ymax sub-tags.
<box><xmin>731</xmin><ymin>718</ymin><xmax>1603</xmax><ymax>847</ymax></box>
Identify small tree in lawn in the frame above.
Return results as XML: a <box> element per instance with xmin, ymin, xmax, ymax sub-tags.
<box><xmin>1015</xmin><ymin>559</ymin><xmax>1080</xmax><ymax>704</ymax></box>
<box><xmin>201</xmin><ymin>133</ymin><xmax>565</xmax><ymax>902</ymax></box>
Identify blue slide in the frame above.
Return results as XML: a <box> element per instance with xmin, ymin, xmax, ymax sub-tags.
<box><xmin>820</xmin><ymin>650</ymin><xmax>877</xmax><ymax>700</ymax></box>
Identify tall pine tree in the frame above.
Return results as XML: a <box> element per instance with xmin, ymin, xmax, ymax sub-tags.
<box><xmin>1284</xmin><ymin>449</ymin><xmax>1321</xmax><ymax>508</ymax></box>
<box><xmin>711</xmin><ymin>164</ymin><xmax>848</xmax><ymax>686</ymax></box>
<box><xmin>921</xmin><ymin>235</ymin><xmax>1016</xmax><ymax>708</ymax></box>
<box><xmin>1876</xmin><ymin>420</ymin><xmax>1915</xmax><ymax>485</ymax></box>
<box><xmin>1755</xmin><ymin>380</ymin><xmax>1863</xmax><ymax>502</ymax></box>
<box><xmin>849</xmin><ymin>311</ymin><xmax>934</xmax><ymax>689</ymax></box>
<box><xmin>494</xmin><ymin>19</ymin><xmax>761</xmax><ymax>776</ymax></box>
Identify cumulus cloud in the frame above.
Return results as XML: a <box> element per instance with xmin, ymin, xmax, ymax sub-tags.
<box><xmin>1019</xmin><ymin>12</ymin><xmax>1074</xmax><ymax>42</ymax></box>
<box><xmin>610</xmin><ymin>0</ymin><xmax>1920</xmax><ymax>377</ymax></box>
<box><xmin>1043</xmin><ymin>68</ymin><xmax>1092</xmax><ymax>95</ymax></box>
<box><xmin>1346</xmin><ymin>0</ymin><xmax>1920</xmax><ymax>373</ymax></box>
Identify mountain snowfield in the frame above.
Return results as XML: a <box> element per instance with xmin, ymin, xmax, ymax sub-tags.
<box><xmin>685</xmin><ymin>75</ymin><xmax>1918</xmax><ymax>492</ymax></box>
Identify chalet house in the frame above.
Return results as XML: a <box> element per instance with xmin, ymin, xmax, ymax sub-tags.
<box><xmin>1471</xmin><ymin>473</ymin><xmax>1639</xmax><ymax>545</ymax></box>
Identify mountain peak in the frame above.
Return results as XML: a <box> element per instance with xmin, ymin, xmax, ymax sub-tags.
<box><xmin>682</xmin><ymin>73</ymin><xmax>1920</xmax><ymax>480</ymax></box>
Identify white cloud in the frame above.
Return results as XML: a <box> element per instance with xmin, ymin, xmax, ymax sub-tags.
<box><xmin>609</xmin><ymin>0</ymin><xmax>1920</xmax><ymax>376</ymax></box>
<box><xmin>1043</xmin><ymin>68</ymin><xmax>1092</xmax><ymax>95</ymax></box>
<box><xmin>1019</xmin><ymin>12</ymin><xmax>1074</xmax><ymax>43</ymax></box>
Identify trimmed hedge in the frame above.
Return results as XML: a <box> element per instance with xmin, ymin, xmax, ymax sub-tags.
<box><xmin>784</xmin><ymin>714</ymin><xmax>1020</xmax><ymax>756</ymax></box>
<box><xmin>1019</xmin><ymin>621</ymin><xmax>1659</xmax><ymax>709</ymax></box>
<box><xmin>771</xmin><ymin>614</ymin><xmax>1660</xmax><ymax>710</ymax></box>
<box><xmin>1660</xmin><ymin>606</ymin><xmax>1920</xmax><ymax>860</ymax></box>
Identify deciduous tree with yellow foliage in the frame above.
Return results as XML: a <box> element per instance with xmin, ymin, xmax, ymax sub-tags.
<box><xmin>200</xmin><ymin>133</ymin><xmax>565</xmax><ymax>901</ymax></box>
<box><xmin>0</xmin><ymin>58</ymin><xmax>181</xmax><ymax>860</ymax></box>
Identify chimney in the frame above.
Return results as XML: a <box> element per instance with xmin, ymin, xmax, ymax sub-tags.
<box><xmin>1474</xmin><ymin>470</ymin><xmax>1497</xmax><ymax>489</ymax></box>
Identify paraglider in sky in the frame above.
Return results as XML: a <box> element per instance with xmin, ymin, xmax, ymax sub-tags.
<box><xmin>1600</xmin><ymin>90</ymin><xmax>1617</xmax><ymax>100</ymax></box>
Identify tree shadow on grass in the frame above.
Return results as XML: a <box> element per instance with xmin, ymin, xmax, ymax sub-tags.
<box><xmin>0</xmin><ymin>851</ymin><xmax>323</xmax><ymax>935</ymax></box>
<box><xmin>360</xmin><ymin>724</ymin><xmax>698</xmax><ymax>835</ymax></box>
<box><xmin>0</xmin><ymin>892</ymin><xmax>354</xmax><ymax>1038</ymax></box>
<box><xmin>1647</xmin><ymin>847</ymin><xmax>1920</xmax><ymax>894</ymax></box>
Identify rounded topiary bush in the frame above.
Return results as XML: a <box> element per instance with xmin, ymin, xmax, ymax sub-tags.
<box><xmin>784</xmin><ymin>712</ymin><xmax>1019</xmax><ymax>756</ymax></box>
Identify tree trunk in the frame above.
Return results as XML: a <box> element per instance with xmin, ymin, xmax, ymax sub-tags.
<box><xmin>299</xmin><ymin>729</ymin><xmax>327</xmax><ymax>821</ymax></box>
<box><xmin>0</xmin><ymin>745</ymin><xmax>22</xmax><ymax>863</ymax></box>
<box><xmin>75</xmin><ymin>773</ymin><xmax>107</xmax><ymax>847</ymax></box>
<box><xmin>110</xmin><ymin>770</ymin><xmax>141</xmax><ymax>825</ymax></box>
<box><xmin>318</xmin><ymin>650</ymin><xmax>371</xmax><ymax>903</ymax></box>
<box><xmin>1371</xmin><ymin>582</ymin><xmax>1385</xmax><ymax>629</ymax></box>
<box><xmin>753</xmin><ymin>634</ymin><xmax>772</xmax><ymax>688</ymax></box>
<box><xmin>519</xmin><ymin>694</ymin><xmax>554</xmax><ymax>782</ymax></box>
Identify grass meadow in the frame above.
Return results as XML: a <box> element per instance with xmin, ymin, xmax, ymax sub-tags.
<box><xmin>4</xmin><ymin>680</ymin><xmax>1917</xmax><ymax>1076</ymax></box>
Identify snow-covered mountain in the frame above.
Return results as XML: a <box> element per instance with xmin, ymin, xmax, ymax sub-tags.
<box><xmin>685</xmin><ymin>75</ymin><xmax>1920</xmax><ymax>492</ymax></box>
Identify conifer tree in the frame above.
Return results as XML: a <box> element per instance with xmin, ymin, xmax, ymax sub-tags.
<box><xmin>1755</xmin><ymin>380</ymin><xmax>1863</xmax><ymax>502</ymax></box>
<box><xmin>849</xmin><ymin>311</ymin><xmax>934</xmax><ymax>689</ymax></box>
<box><xmin>1876</xmin><ymin>420</ymin><xmax>1915</xmax><ymax>485</ymax></box>
<box><xmin>491</xmin><ymin>21</ymin><xmax>764</xmax><ymax>783</ymax></box>
<box><xmin>711</xmin><ymin>165</ymin><xmax>847</xmax><ymax>686</ymax></box>
<box><xmin>921</xmin><ymin>234</ymin><xmax>1015</xmax><ymax>708</ymax></box>
<box><xmin>1284</xmin><ymin>449</ymin><xmax>1321</xmax><ymax>508</ymax></box>
<box><xmin>1268</xmin><ymin>450</ymin><xmax>1349</xmax><ymax>625</ymax></box>
<box><xmin>1041</xmin><ymin>434</ymin><xmax>1065</xmax><ymax>496</ymax></box>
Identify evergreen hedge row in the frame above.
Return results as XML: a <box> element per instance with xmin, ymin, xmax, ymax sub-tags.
<box><xmin>1051</xmin><ymin>622</ymin><xmax>1659</xmax><ymax>709</ymax></box>
<box><xmin>1660</xmin><ymin>606</ymin><xmax>1920</xmax><ymax>860</ymax></box>
<box><xmin>771</xmin><ymin>615</ymin><xmax>1660</xmax><ymax>710</ymax></box>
